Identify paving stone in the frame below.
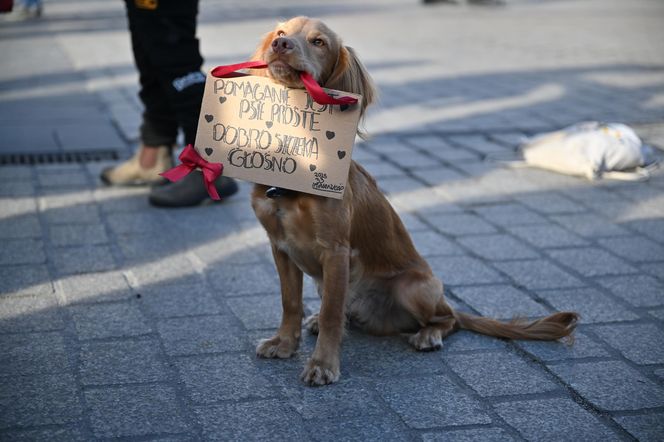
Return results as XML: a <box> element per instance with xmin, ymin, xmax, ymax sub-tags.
<box><xmin>378</xmin><ymin>176</ymin><xmax>428</xmax><ymax>196</ymax></box>
<box><xmin>596</xmin><ymin>275</ymin><xmax>664</xmax><ymax>307</ymax></box>
<box><xmin>79</xmin><ymin>338</ymin><xmax>168</xmax><ymax>385</ymax></box>
<box><xmin>0</xmin><ymin>294</ymin><xmax>64</xmax><ymax>333</ymax></box>
<box><xmin>338</xmin><ymin>331</ymin><xmax>452</xmax><ymax>378</ymax></box>
<box><xmin>129</xmin><ymin>256</ymin><xmax>203</xmax><ymax>287</ymax></box>
<box><xmin>473</xmin><ymin>203</ymin><xmax>548</xmax><ymax>227</ymax></box>
<box><xmin>85</xmin><ymin>385</ymin><xmax>189</xmax><ymax>438</ymax></box>
<box><xmin>457</xmin><ymin>234</ymin><xmax>539</xmax><ymax>260</ymax></box>
<box><xmin>0</xmin><ymin>331</ymin><xmax>70</xmax><ymax>376</ymax></box>
<box><xmin>0</xmin><ymin>238</ymin><xmax>45</xmax><ymax>264</ymax></box>
<box><xmin>0</xmin><ymin>264</ymin><xmax>53</xmax><ymax>297</ymax></box>
<box><xmin>410</xmin><ymin>229</ymin><xmax>465</xmax><ymax>257</ymax></box>
<box><xmin>549</xmin><ymin>361</ymin><xmax>664</xmax><ymax>411</ymax></box>
<box><xmin>639</xmin><ymin>262</ymin><xmax>664</xmax><ymax>280</ymax></box>
<box><xmin>0</xmin><ymin>181</ymin><xmax>35</xmax><ymax>197</ymax></box>
<box><xmin>423</xmin><ymin>213</ymin><xmax>498</xmax><ymax>236</ymax></box>
<box><xmin>614</xmin><ymin>413</ymin><xmax>664</xmax><ymax>442</ymax></box>
<box><xmin>392</xmin><ymin>150</ymin><xmax>441</xmax><ymax>169</ymax></box>
<box><xmin>0</xmin><ymin>373</ymin><xmax>82</xmax><ymax>428</ymax></box>
<box><xmin>449</xmin><ymin>135</ymin><xmax>510</xmax><ymax>154</ymax></box>
<box><xmin>494</xmin><ymin>398</ymin><xmax>617</xmax><ymax>441</ymax></box>
<box><xmin>414</xmin><ymin>167</ymin><xmax>466</xmax><ymax>186</ymax></box>
<box><xmin>429</xmin><ymin>256</ymin><xmax>505</xmax><ymax>286</ymax></box>
<box><xmin>286</xmin><ymin>378</ymin><xmax>384</xmax><ymax>421</ymax></box>
<box><xmin>517</xmin><ymin>331</ymin><xmax>610</xmax><ymax>362</ymax></box>
<box><xmin>453</xmin><ymin>285</ymin><xmax>549</xmax><ymax>319</ymax></box>
<box><xmin>56</xmin><ymin>122</ymin><xmax>125</xmax><ymax>151</ymax></box>
<box><xmin>175</xmin><ymin>354</ymin><xmax>275</xmax><ymax>403</ymax></box>
<box><xmin>0</xmin><ymin>426</ymin><xmax>89</xmax><ymax>442</ymax></box>
<box><xmin>50</xmin><ymin>245</ymin><xmax>116</xmax><ymax>275</ymax></box>
<box><xmin>0</xmin><ymin>166</ymin><xmax>32</xmax><ymax>182</ymax></box>
<box><xmin>536</xmin><ymin>287</ymin><xmax>639</xmax><ymax>323</ymax></box>
<box><xmin>57</xmin><ymin>271</ymin><xmax>133</xmax><ymax>305</ymax></box>
<box><xmin>655</xmin><ymin>368</ymin><xmax>664</xmax><ymax>381</ymax></box>
<box><xmin>423</xmin><ymin>428</ymin><xmax>516</xmax><ymax>442</ymax></box>
<box><xmin>36</xmin><ymin>171</ymin><xmax>89</xmax><ymax>188</ymax></box>
<box><xmin>447</xmin><ymin>351</ymin><xmax>559</xmax><ymax>397</ymax></box>
<box><xmin>551</xmin><ymin>213</ymin><xmax>630</xmax><ymax>237</ymax></box>
<box><xmin>376</xmin><ymin>375</ymin><xmax>491</xmax><ymax>428</ymax></box>
<box><xmin>592</xmin><ymin>323</ymin><xmax>664</xmax><ymax>364</ymax></box>
<box><xmin>494</xmin><ymin>260</ymin><xmax>583</xmax><ymax>290</ymax></box>
<box><xmin>507</xmin><ymin>225</ymin><xmax>588</xmax><ymax>248</ymax></box>
<box><xmin>194</xmin><ymin>399</ymin><xmax>309</xmax><ymax>441</ymax></box>
<box><xmin>157</xmin><ymin>314</ymin><xmax>247</xmax><ymax>356</ymax></box>
<box><xmin>442</xmin><ymin>330</ymin><xmax>508</xmax><ymax>353</ymax></box>
<box><xmin>42</xmin><ymin>204</ymin><xmax>101</xmax><ymax>225</ymax></box>
<box><xmin>140</xmin><ymin>283</ymin><xmax>225</xmax><ymax>318</ymax></box>
<box><xmin>69</xmin><ymin>302</ymin><xmax>151</xmax><ymax>339</ymax></box>
<box><xmin>227</xmin><ymin>295</ymin><xmax>283</xmax><ymax>330</ymax></box>
<box><xmin>548</xmin><ymin>248</ymin><xmax>639</xmax><ymax>277</ymax></box>
<box><xmin>48</xmin><ymin>224</ymin><xmax>107</xmax><ymax>246</ymax></box>
<box><xmin>597</xmin><ymin>236</ymin><xmax>664</xmax><ymax>263</ymax></box>
<box><xmin>515</xmin><ymin>192</ymin><xmax>586</xmax><ymax>215</ymax></box>
<box><xmin>362</xmin><ymin>161</ymin><xmax>406</xmax><ymax>179</ymax></box>
<box><xmin>207</xmin><ymin>263</ymin><xmax>279</xmax><ymax>296</ymax></box>
<box><xmin>0</xmin><ymin>215</ymin><xmax>41</xmax><ymax>239</ymax></box>
<box><xmin>626</xmin><ymin>218</ymin><xmax>664</xmax><ymax>244</ymax></box>
<box><xmin>306</xmin><ymin>413</ymin><xmax>411</xmax><ymax>441</ymax></box>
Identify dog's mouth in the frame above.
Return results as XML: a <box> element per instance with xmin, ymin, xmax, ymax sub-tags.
<box><xmin>268</xmin><ymin>59</ymin><xmax>300</xmax><ymax>77</ymax></box>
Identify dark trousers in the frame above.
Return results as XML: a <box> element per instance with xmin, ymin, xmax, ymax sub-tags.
<box><xmin>125</xmin><ymin>0</ymin><xmax>205</xmax><ymax>147</ymax></box>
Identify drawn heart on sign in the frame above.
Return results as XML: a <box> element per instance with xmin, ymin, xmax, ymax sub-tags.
<box><xmin>218</xmin><ymin>97</ymin><xmax>227</xmax><ymax>104</ymax></box>
<box><xmin>337</xmin><ymin>150</ymin><xmax>346</xmax><ymax>160</ymax></box>
<box><xmin>204</xmin><ymin>114</ymin><xmax>214</xmax><ymax>123</ymax></box>
<box><xmin>265</xmin><ymin>121</ymin><xmax>273</xmax><ymax>129</ymax></box>
<box><xmin>309</xmin><ymin>164</ymin><xmax>317</xmax><ymax>172</ymax></box>
<box><xmin>340</xmin><ymin>104</ymin><xmax>349</xmax><ymax>112</ymax></box>
<box><xmin>326</xmin><ymin>131</ymin><xmax>335</xmax><ymax>140</ymax></box>
<box><xmin>204</xmin><ymin>148</ymin><xmax>214</xmax><ymax>156</ymax></box>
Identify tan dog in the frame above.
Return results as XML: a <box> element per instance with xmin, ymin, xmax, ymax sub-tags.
<box><xmin>250</xmin><ymin>17</ymin><xmax>578</xmax><ymax>386</ymax></box>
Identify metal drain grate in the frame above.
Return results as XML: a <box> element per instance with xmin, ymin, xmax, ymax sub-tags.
<box><xmin>0</xmin><ymin>150</ymin><xmax>119</xmax><ymax>166</ymax></box>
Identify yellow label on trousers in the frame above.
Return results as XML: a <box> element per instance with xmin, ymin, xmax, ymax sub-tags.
<box><xmin>135</xmin><ymin>0</ymin><xmax>157</xmax><ymax>10</ymax></box>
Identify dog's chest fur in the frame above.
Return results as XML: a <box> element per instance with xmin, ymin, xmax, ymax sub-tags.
<box><xmin>251</xmin><ymin>190</ymin><xmax>325</xmax><ymax>278</ymax></box>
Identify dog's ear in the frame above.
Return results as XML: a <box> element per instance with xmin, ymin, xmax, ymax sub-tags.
<box><xmin>250</xmin><ymin>30</ymin><xmax>276</xmax><ymax>77</ymax></box>
<box><xmin>326</xmin><ymin>46</ymin><xmax>377</xmax><ymax>138</ymax></box>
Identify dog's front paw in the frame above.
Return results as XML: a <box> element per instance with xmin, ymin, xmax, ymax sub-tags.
<box><xmin>303</xmin><ymin>313</ymin><xmax>319</xmax><ymax>335</ymax></box>
<box><xmin>256</xmin><ymin>335</ymin><xmax>298</xmax><ymax>359</ymax></box>
<box><xmin>409</xmin><ymin>328</ymin><xmax>443</xmax><ymax>352</ymax></box>
<box><xmin>300</xmin><ymin>358</ymin><xmax>340</xmax><ymax>386</ymax></box>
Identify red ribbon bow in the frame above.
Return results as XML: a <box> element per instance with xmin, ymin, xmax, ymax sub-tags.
<box><xmin>160</xmin><ymin>145</ymin><xmax>223</xmax><ymax>200</ymax></box>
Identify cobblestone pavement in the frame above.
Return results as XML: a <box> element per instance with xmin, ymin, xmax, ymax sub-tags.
<box><xmin>1</xmin><ymin>0</ymin><xmax>664</xmax><ymax>440</ymax></box>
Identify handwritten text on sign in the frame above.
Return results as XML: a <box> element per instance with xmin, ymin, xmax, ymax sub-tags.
<box><xmin>194</xmin><ymin>71</ymin><xmax>362</xmax><ymax>199</ymax></box>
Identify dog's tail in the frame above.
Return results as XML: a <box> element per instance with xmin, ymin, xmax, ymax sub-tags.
<box><xmin>453</xmin><ymin>311</ymin><xmax>579</xmax><ymax>341</ymax></box>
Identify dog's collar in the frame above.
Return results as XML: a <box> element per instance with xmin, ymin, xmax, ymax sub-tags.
<box><xmin>265</xmin><ymin>186</ymin><xmax>293</xmax><ymax>199</ymax></box>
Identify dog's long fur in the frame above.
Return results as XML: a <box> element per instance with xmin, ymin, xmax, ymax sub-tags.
<box><xmin>250</xmin><ymin>17</ymin><xmax>578</xmax><ymax>386</ymax></box>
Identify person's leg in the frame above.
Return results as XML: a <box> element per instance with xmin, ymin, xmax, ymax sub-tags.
<box><xmin>140</xmin><ymin>0</ymin><xmax>236</xmax><ymax>206</ymax></box>
<box><xmin>101</xmin><ymin>0</ymin><xmax>177</xmax><ymax>185</ymax></box>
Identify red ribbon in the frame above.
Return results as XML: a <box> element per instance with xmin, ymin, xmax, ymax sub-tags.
<box><xmin>211</xmin><ymin>61</ymin><xmax>359</xmax><ymax>106</ymax></box>
<box><xmin>160</xmin><ymin>145</ymin><xmax>223</xmax><ymax>200</ymax></box>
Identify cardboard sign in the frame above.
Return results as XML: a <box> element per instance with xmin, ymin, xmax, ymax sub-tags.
<box><xmin>194</xmin><ymin>70</ymin><xmax>363</xmax><ymax>199</ymax></box>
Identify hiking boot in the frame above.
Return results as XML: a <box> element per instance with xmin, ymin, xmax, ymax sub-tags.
<box><xmin>100</xmin><ymin>144</ymin><xmax>172</xmax><ymax>186</ymax></box>
<box><xmin>148</xmin><ymin>170</ymin><xmax>238</xmax><ymax>208</ymax></box>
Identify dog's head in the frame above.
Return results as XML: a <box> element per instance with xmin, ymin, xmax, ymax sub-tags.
<box><xmin>252</xmin><ymin>16</ymin><xmax>376</xmax><ymax>123</ymax></box>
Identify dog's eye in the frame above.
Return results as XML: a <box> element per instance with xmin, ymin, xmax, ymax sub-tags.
<box><xmin>276</xmin><ymin>30</ymin><xmax>286</xmax><ymax>37</ymax></box>
<box><xmin>311</xmin><ymin>38</ymin><xmax>325</xmax><ymax>47</ymax></box>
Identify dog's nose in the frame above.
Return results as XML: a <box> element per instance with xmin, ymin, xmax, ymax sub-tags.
<box><xmin>271</xmin><ymin>37</ymin><xmax>294</xmax><ymax>54</ymax></box>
